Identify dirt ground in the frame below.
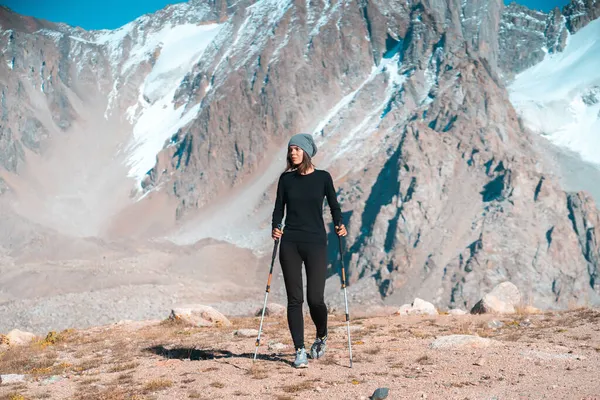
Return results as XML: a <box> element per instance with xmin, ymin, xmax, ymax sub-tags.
<box><xmin>1</xmin><ymin>308</ymin><xmax>599</xmax><ymax>400</ymax></box>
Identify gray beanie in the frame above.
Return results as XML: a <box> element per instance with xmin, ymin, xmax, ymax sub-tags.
<box><xmin>288</xmin><ymin>133</ymin><xmax>317</xmax><ymax>158</ymax></box>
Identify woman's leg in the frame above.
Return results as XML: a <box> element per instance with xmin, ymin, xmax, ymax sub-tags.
<box><xmin>279</xmin><ymin>241</ymin><xmax>305</xmax><ymax>350</ymax></box>
<box><xmin>300</xmin><ymin>242</ymin><xmax>328</xmax><ymax>339</ymax></box>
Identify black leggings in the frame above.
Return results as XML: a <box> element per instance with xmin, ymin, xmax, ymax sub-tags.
<box><xmin>279</xmin><ymin>241</ymin><xmax>328</xmax><ymax>350</ymax></box>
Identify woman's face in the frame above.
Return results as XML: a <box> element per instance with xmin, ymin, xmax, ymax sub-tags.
<box><xmin>289</xmin><ymin>145</ymin><xmax>304</xmax><ymax>166</ymax></box>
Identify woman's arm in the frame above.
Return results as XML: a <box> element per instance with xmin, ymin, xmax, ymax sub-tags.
<box><xmin>272</xmin><ymin>174</ymin><xmax>285</xmax><ymax>230</ymax></box>
<box><xmin>325</xmin><ymin>172</ymin><xmax>343</xmax><ymax>227</ymax></box>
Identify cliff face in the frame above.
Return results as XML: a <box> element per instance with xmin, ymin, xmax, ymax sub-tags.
<box><xmin>498</xmin><ymin>3</ymin><xmax>568</xmax><ymax>77</ymax></box>
<box><xmin>564</xmin><ymin>0</ymin><xmax>600</xmax><ymax>33</ymax></box>
<box><xmin>0</xmin><ymin>0</ymin><xmax>599</xmax><ymax>310</ymax></box>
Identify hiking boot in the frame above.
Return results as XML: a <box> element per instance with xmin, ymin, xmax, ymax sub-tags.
<box><xmin>293</xmin><ymin>347</ymin><xmax>309</xmax><ymax>368</ymax></box>
<box><xmin>310</xmin><ymin>335</ymin><xmax>327</xmax><ymax>359</ymax></box>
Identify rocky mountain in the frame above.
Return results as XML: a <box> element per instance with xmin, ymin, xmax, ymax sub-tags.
<box><xmin>1</xmin><ymin>0</ymin><xmax>600</xmax><ymax>330</ymax></box>
<box><xmin>498</xmin><ymin>2</ymin><xmax>568</xmax><ymax>76</ymax></box>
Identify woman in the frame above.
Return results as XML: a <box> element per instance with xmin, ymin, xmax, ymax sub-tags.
<box><xmin>271</xmin><ymin>132</ymin><xmax>347</xmax><ymax>368</ymax></box>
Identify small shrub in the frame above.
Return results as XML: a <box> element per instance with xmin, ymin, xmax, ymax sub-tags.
<box><xmin>6</xmin><ymin>394</ymin><xmax>28</xmax><ymax>400</ymax></box>
<box><xmin>143</xmin><ymin>378</ymin><xmax>173</xmax><ymax>392</ymax></box>
<box><xmin>108</xmin><ymin>362</ymin><xmax>139</xmax><ymax>373</ymax></box>
<box><xmin>282</xmin><ymin>380</ymin><xmax>313</xmax><ymax>393</ymax></box>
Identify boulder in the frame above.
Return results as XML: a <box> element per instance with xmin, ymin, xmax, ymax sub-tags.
<box><xmin>471</xmin><ymin>282</ymin><xmax>522</xmax><ymax>314</ymax></box>
<box><xmin>234</xmin><ymin>329</ymin><xmax>258</xmax><ymax>337</ymax></box>
<box><xmin>394</xmin><ymin>298</ymin><xmax>438</xmax><ymax>316</ymax></box>
<box><xmin>254</xmin><ymin>303</ymin><xmax>286</xmax><ymax>317</ymax></box>
<box><xmin>0</xmin><ymin>374</ymin><xmax>26</xmax><ymax>384</ymax></box>
<box><xmin>6</xmin><ymin>329</ymin><xmax>36</xmax><ymax>346</ymax></box>
<box><xmin>488</xmin><ymin>320</ymin><xmax>505</xmax><ymax>329</ymax></box>
<box><xmin>447</xmin><ymin>308</ymin><xmax>467</xmax><ymax>315</ymax></box>
<box><xmin>333</xmin><ymin>325</ymin><xmax>364</xmax><ymax>334</ymax></box>
<box><xmin>268</xmin><ymin>341</ymin><xmax>288</xmax><ymax>351</ymax></box>
<box><xmin>169</xmin><ymin>305</ymin><xmax>231</xmax><ymax>327</ymax></box>
<box><xmin>429</xmin><ymin>335</ymin><xmax>499</xmax><ymax>350</ymax></box>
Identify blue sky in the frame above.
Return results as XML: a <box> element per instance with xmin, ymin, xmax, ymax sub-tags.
<box><xmin>0</xmin><ymin>0</ymin><xmax>184</xmax><ymax>30</ymax></box>
<box><xmin>1</xmin><ymin>0</ymin><xmax>574</xmax><ymax>30</ymax></box>
<box><xmin>504</xmin><ymin>0</ymin><xmax>571</xmax><ymax>12</ymax></box>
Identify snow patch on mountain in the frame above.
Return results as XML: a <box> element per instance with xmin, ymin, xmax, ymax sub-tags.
<box><xmin>123</xmin><ymin>23</ymin><xmax>223</xmax><ymax>182</ymax></box>
<box><xmin>143</xmin><ymin>23</ymin><xmax>223</xmax><ymax>102</ymax></box>
<box><xmin>310</xmin><ymin>51</ymin><xmax>406</xmax><ymax>163</ymax></box>
<box><xmin>336</xmin><ymin>57</ymin><xmax>406</xmax><ymax>159</ymax></box>
<box><xmin>509</xmin><ymin>18</ymin><xmax>600</xmax><ymax>167</ymax></box>
<box><xmin>228</xmin><ymin>0</ymin><xmax>293</xmax><ymax>69</ymax></box>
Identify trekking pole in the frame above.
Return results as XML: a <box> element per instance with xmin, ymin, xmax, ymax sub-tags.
<box><xmin>338</xmin><ymin>234</ymin><xmax>353</xmax><ymax>368</ymax></box>
<box><xmin>253</xmin><ymin>223</ymin><xmax>283</xmax><ymax>362</ymax></box>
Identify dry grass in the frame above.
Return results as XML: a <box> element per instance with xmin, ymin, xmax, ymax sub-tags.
<box><xmin>73</xmin><ymin>385</ymin><xmax>139</xmax><ymax>400</ymax></box>
<box><xmin>372</xmin><ymin>371</ymin><xmax>389</xmax><ymax>376</ymax></box>
<box><xmin>210</xmin><ymin>381</ymin><xmax>226</xmax><ymax>388</ymax></box>
<box><xmin>282</xmin><ymin>380</ymin><xmax>314</xmax><ymax>393</ymax></box>
<box><xmin>505</xmin><ymin>320</ymin><xmax>521</xmax><ymax>327</ymax></box>
<box><xmin>502</xmin><ymin>332</ymin><xmax>523</xmax><ymax>342</ymax></box>
<box><xmin>78</xmin><ymin>377</ymin><xmax>101</xmax><ymax>385</ymax></box>
<box><xmin>0</xmin><ymin>343</ymin><xmax>57</xmax><ymax>375</ymax></box>
<box><xmin>319</xmin><ymin>356</ymin><xmax>338</xmax><ymax>366</ymax></box>
<box><xmin>115</xmin><ymin>373</ymin><xmax>135</xmax><ymax>387</ymax></box>
<box><xmin>38</xmin><ymin>330</ymin><xmax>69</xmax><ymax>347</ymax></box>
<box><xmin>569</xmin><ymin>334</ymin><xmax>592</xmax><ymax>341</ymax></box>
<box><xmin>364</xmin><ymin>346</ymin><xmax>382</xmax><ymax>355</ymax></box>
<box><xmin>108</xmin><ymin>362</ymin><xmax>139</xmax><ymax>373</ymax></box>
<box><xmin>143</xmin><ymin>378</ymin><xmax>173</xmax><ymax>393</ymax></box>
<box><xmin>73</xmin><ymin>358</ymin><xmax>104</xmax><ymax>373</ymax></box>
<box><xmin>409</xmin><ymin>329</ymin><xmax>433</xmax><ymax>339</ymax></box>
<box><xmin>416</xmin><ymin>354</ymin><xmax>433</xmax><ymax>365</ymax></box>
<box><xmin>30</xmin><ymin>361</ymin><xmax>72</xmax><ymax>377</ymax></box>
<box><xmin>246</xmin><ymin>365</ymin><xmax>268</xmax><ymax>379</ymax></box>
<box><xmin>1</xmin><ymin>394</ymin><xmax>29</xmax><ymax>400</ymax></box>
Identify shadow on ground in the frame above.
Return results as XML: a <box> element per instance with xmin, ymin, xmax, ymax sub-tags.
<box><xmin>144</xmin><ymin>345</ymin><xmax>294</xmax><ymax>366</ymax></box>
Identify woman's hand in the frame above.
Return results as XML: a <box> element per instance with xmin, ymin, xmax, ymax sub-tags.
<box><xmin>272</xmin><ymin>227</ymin><xmax>283</xmax><ymax>241</ymax></box>
<box><xmin>335</xmin><ymin>224</ymin><xmax>347</xmax><ymax>237</ymax></box>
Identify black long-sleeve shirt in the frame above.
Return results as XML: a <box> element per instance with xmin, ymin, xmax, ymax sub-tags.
<box><xmin>272</xmin><ymin>169</ymin><xmax>343</xmax><ymax>244</ymax></box>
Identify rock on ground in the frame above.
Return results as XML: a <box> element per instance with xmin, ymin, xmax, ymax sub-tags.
<box><xmin>6</xmin><ymin>329</ymin><xmax>36</xmax><ymax>346</ymax></box>
<box><xmin>448</xmin><ymin>308</ymin><xmax>468</xmax><ymax>315</ymax></box>
<box><xmin>0</xmin><ymin>374</ymin><xmax>26</xmax><ymax>384</ymax></box>
<box><xmin>169</xmin><ymin>305</ymin><xmax>231</xmax><ymax>327</ymax></box>
<box><xmin>333</xmin><ymin>325</ymin><xmax>364</xmax><ymax>334</ymax></box>
<box><xmin>471</xmin><ymin>282</ymin><xmax>522</xmax><ymax>314</ymax></box>
<box><xmin>395</xmin><ymin>298</ymin><xmax>438</xmax><ymax>316</ymax></box>
<box><xmin>254</xmin><ymin>303</ymin><xmax>286</xmax><ymax>317</ymax></box>
<box><xmin>234</xmin><ymin>329</ymin><xmax>258</xmax><ymax>337</ymax></box>
<box><xmin>429</xmin><ymin>335</ymin><xmax>500</xmax><ymax>349</ymax></box>
<box><xmin>268</xmin><ymin>341</ymin><xmax>288</xmax><ymax>351</ymax></box>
